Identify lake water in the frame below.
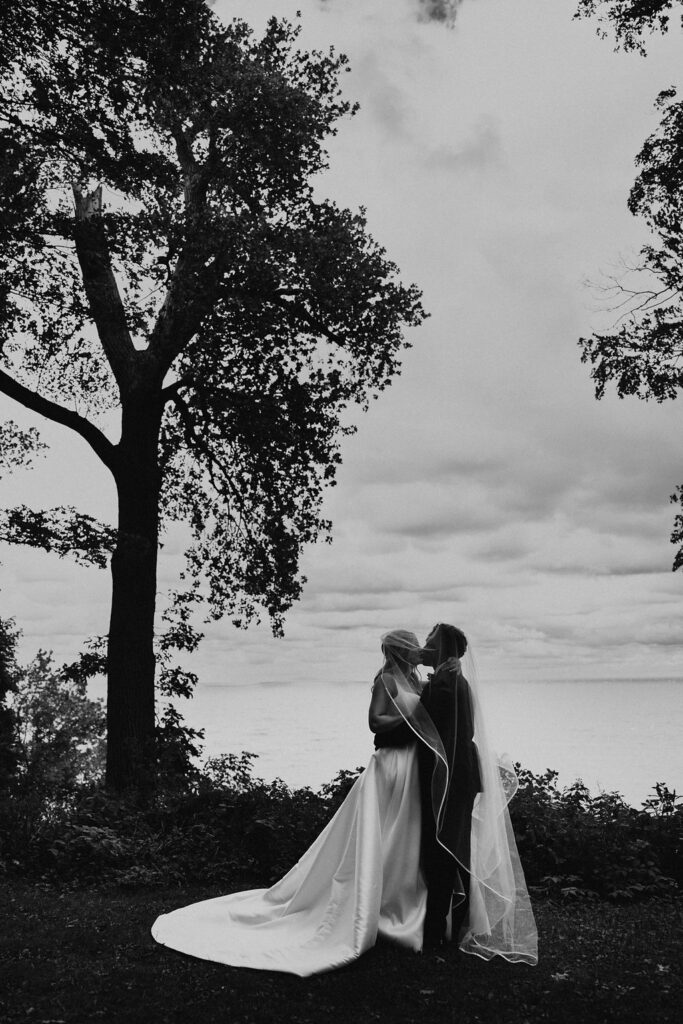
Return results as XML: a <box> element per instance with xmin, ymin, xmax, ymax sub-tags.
<box><xmin>166</xmin><ymin>677</ymin><xmax>683</xmax><ymax>808</ymax></box>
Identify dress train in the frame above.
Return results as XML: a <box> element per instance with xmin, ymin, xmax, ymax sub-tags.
<box><xmin>151</xmin><ymin>745</ymin><xmax>426</xmax><ymax>977</ymax></box>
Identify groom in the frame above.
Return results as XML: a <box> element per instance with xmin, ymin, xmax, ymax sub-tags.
<box><xmin>416</xmin><ymin>624</ymin><xmax>482</xmax><ymax>949</ymax></box>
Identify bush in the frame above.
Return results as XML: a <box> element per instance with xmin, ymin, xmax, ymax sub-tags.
<box><xmin>2</xmin><ymin>753</ymin><xmax>680</xmax><ymax>900</ymax></box>
<box><xmin>1</xmin><ymin>753</ymin><xmax>364</xmax><ymax>889</ymax></box>
<box><xmin>508</xmin><ymin>767</ymin><xmax>682</xmax><ymax>900</ymax></box>
<box><xmin>6</xmin><ymin>649</ymin><xmax>106</xmax><ymax>798</ymax></box>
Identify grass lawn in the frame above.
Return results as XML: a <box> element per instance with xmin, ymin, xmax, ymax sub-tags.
<box><xmin>1</xmin><ymin>881</ymin><xmax>680</xmax><ymax>1024</ymax></box>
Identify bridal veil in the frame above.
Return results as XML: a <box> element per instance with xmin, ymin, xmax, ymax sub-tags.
<box><xmin>379</xmin><ymin>629</ymin><xmax>538</xmax><ymax>965</ymax></box>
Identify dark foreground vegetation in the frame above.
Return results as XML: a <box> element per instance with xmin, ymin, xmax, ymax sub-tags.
<box><xmin>0</xmin><ymin>881</ymin><xmax>681</xmax><ymax>1024</ymax></box>
<box><xmin>1</xmin><ymin>756</ymin><xmax>682</xmax><ymax>1024</ymax></box>
<box><xmin>2</xmin><ymin>747</ymin><xmax>682</xmax><ymax>900</ymax></box>
<box><xmin>1</xmin><ymin>638</ymin><xmax>682</xmax><ymax>1021</ymax></box>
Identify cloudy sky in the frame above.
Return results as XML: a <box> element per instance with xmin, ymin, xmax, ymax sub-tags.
<box><xmin>1</xmin><ymin>0</ymin><xmax>682</xmax><ymax>689</ymax></box>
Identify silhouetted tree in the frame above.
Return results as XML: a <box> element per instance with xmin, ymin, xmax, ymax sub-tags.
<box><xmin>576</xmin><ymin>0</ymin><xmax>683</xmax><ymax>568</ymax></box>
<box><xmin>0</xmin><ymin>0</ymin><xmax>425</xmax><ymax>792</ymax></box>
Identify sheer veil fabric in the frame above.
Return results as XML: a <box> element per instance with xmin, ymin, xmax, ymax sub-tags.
<box><xmin>379</xmin><ymin>630</ymin><xmax>538</xmax><ymax>965</ymax></box>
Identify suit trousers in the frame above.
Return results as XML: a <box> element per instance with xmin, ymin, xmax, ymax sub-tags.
<box><xmin>419</xmin><ymin>767</ymin><xmax>475</xmax><ymax>946</ymax></box>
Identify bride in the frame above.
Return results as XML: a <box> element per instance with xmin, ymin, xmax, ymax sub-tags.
<box><xmin>152</xmin><ymin>629</ymin><xmax>537</xmax><ymax>975</ymax></box>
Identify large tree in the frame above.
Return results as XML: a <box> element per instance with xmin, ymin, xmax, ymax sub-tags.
<box><xmin>0</xmin><ymin>0</ymin><xmax>425</xmax><ymax>792</ymax></box>
<box><xmin>576</xmin><ymin>0</ymin><xmax>683</xmax><ymax>569</ymax></box>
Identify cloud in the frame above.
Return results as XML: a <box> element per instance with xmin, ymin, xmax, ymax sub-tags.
<box><xmin>425</xmin><ymin>119</ymin><xmax>503</xmax><ymax>172</ymax></box>
<box><xmin>3</xmin><ymin>0</ymin><xmax>683</xmax><ymax>694</ymax></box>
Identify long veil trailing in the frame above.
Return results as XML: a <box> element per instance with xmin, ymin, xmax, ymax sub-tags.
<box><xmin>379</xmin><ymin>631</ymin><xmax>538</xmax><ymax>965</ymax></box>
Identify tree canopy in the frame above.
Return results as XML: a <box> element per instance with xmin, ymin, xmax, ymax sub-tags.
<box><xmin>0</xmin><ymin>0</ymin><xmax>425</xmax><ymax>789</ymax></box>
<box><xmin>0</xmin><ymin>0</ymin><xmax>424</xmax><ymax>626</ymax></box>
<box><xmin>575</xmin><ymin>1</ymin><xmax>683</xmax><ymax>53</ymax></box>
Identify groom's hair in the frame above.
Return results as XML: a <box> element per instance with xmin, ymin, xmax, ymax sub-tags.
<box><xmin>434</xmin><ymin>624</ymin><xmax>467</xmax><ymax>661</ymax></box>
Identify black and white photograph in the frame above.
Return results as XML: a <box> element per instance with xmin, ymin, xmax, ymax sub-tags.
<box><xmin>1</xmin><ymin>1</ymin><xmax>681</xmax><ymax>1021</ymax></box>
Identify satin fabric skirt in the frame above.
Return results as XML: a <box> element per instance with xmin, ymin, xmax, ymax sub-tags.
<box><xmin>151</xmin><ymin>744</ymin><xmax>427</xmax><ymax>977</ymax></box>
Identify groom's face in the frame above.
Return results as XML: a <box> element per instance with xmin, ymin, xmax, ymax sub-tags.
<box><xmin>421</xmin><ymin>626</ymin><xmax>440</xmax><ymax>667</ymax></box>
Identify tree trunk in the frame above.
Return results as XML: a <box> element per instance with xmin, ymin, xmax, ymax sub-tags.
<box><xmin>106</xmin><ymin>390</ymin><xmax>162</xmax><ymax>796</ymax></box>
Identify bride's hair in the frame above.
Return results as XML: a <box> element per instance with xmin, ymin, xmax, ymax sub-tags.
<box><xmin>432</xmin><ymin>623</ymin><xmax>467</xmax><ymax>662</ymax></box>
<box><xmin>380</xmin><ymin>629</ymin><xmax>419</xmax><ymax>668</ymax></box>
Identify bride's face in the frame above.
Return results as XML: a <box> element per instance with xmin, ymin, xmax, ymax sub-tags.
<box><xmin>387</xmin><ymin>647</ymin><xmax>418</xmax><ymax>668</ymax></box>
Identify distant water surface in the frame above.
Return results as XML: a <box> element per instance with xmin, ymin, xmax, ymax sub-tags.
<box><xmin>168</xmin><ymin>678</ymin><xmax>682</xmax><ymax>807</ymax></box>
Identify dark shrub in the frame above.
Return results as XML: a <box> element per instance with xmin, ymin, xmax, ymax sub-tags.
<box><xmin>509</xmin><ymin>766</ymin><xmax>682</xmax><ymax>900</ymax></box>
<box><xmin>2</xmin><ymin>752</ymin><xmax>680</xmax><ymax>901</ymax></box>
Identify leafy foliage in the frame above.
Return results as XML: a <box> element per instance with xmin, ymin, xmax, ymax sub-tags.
<box><xmin>60</xmin><ymin>618</ymin><xmax>207</xmax><ymax>789</ymax></box>
<box><xmin>2</xmin><ymin>750</ymin><xmax>680</xmax><ymax>900</ymax></box>
<box><xmin>576</xmin><ymin>5</ymin><xmax>683</xmax><ymax>569</ymax></box>
<box><xmin>509</xmin><ymin>766</ymin><xmax>682</xmax><ymax>900</ymax></box>
<box><xmin>0</xmin><ymin>505</ymin><xmax>116</xmax><ymax>567</ymax></box>
<box><xmin>671</xmin><ymin>483</ymin><xmax>683</xmax><ymax>569</ymax></box>
<box><xmin>0</xmin><ymin>615</ymin><xmax>20</xmax><ymax>788</ymax></box>
<box><xmin>0</xmin><ymin>420</ymin><xmax>46</xmax><ymax>476</ymax></box>
<box><xmin>575</xmin><ymin>1</ymin><xmax>683</xmax><ymax>53</ymax></box>
<box><xmin>579</xmin><ymin>89</ymin><xmax>683</xmax><ymax>406</ymax></box>
<box><xmin>0</xmin><ymin>0</ymin><xmax>426</xmax><ymax>789</ymax></box>
<box><xmin>0</xmin><ymin>0</ymin><xmax>425</xmax><ymax>629</ymax></box>
<box><xmin>8</xmin><ymin>649</ymin><xmax>106</xmax><ymax>798</ymax></box>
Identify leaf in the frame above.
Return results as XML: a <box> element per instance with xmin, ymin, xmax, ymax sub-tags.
<box><xmin>0</xmin><ymin>506</ymin><xmax>115</xmax><ymax>567</ymax></box>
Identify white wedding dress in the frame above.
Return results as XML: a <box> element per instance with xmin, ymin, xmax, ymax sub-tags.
<box><xmin>152</xmin><ymin>744</ymin><xmax>426</xmax><ymax>976</ymax></box>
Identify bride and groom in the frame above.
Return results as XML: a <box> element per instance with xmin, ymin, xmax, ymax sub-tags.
<box><xmin>152</xmin><ymin>624</ymin><xmax>538</xmax><ymax>976</ymax></box>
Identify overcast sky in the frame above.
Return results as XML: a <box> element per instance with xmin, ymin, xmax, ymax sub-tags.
<box><xmin>1</xmin><ymin>0</ymin><xmax>682</xmax><ymax>688</ymax></box>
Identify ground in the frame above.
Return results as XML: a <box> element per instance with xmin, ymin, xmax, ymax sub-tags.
<box><xmin>1</xmin><ymin>882</ymin><xmax>680</xmax><ymax>1024</ymax></box>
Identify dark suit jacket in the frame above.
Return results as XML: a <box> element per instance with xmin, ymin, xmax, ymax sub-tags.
<box><xmin>418</xmin><ymin>664</ymin><xmax>482</xmax><ymax>868</ymax></box>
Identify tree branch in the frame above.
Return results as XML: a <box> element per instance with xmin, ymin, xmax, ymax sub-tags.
<box><xmin>0</xmin><ymin>505</ymin><xmax>116</xmax><ymax>568</ymax></box>
<box><xmin>272</xmin><ymin>292</ymin><xmax>344</xmax><ymax>347</ymax></box>
<box><xmin>170</xmin><ymin>391</ymin><xmax>256</xmax><ymax>544</ymax></box>
<box><xmin>0</xmin><ymin>365</ymin><xmax>117</xmax><ymax>471</ymax></box>
<box><xmin>71</xmin><ymin>184</ymin><xmax>137</xmax><ymax>391</ymax></box>
<box><xmin>147</xmin><ymin>126</ymin><xmax>222</xmax><ymax>375</ymax></box>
